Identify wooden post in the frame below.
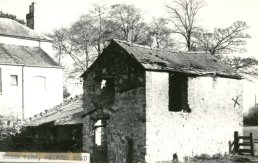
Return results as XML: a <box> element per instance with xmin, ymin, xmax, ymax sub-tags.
<box><xmin>250</xmin><ymin>133</ymin><xmax>254</xmax><ymax>156</ymax></box>
<box><xmin>234</xmin><ymin>131</ymin><xmax>239</xmax><ymax>154</ymax></box>
<box><xmin>229</xmin><ymin>141</ymin><xmax>233</xmax><ymax>154</ymax></box>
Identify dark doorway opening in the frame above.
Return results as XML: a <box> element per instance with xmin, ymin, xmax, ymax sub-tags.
<box><xmin>126</xmin><ymin>138</ymin><xmax>134</xmax><ymax>163</ymax></box>
<box><xmin>169</xmin><ymin>73</ymin><xmax>191</xmax><ymax>112</ymax></box>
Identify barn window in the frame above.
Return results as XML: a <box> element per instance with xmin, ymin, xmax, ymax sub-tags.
<box><xmin>101</xmin><ymin>77</ymin><xmax>115</xmax><ymax>105</ymax></box>
<box><xmin>101</xmin><ymin>79</ymin><xmax>107</xmax><ymax>89</ymax></box>
<box><xmin>169</xmin><ymin>73</ymin><xmax>191</xmax><ymax>112</ymax></box>
<box><xmin>126</xmin><ymin>138</ymin><xmax>134</xmax><ymax>163</ymax></box>
<box><xmin>10</xmin><ymin>75</ymin><xmax>18</xmax><ymax>86</ymax></box>
<box><xmin>94</xmin><ymin>120</ymin><xmax>102</xmax><ymax>146</ymax></box>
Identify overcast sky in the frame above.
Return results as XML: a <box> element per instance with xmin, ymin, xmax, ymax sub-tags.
<box><xmin>1</xmin><ymin>0</ymin><xmax>258</xmax><ymax>111</ymax></box>
<box><xmin>0</xmin><ymin>0</ymin><xmax>258</xmax><ymax>58</ymax></box>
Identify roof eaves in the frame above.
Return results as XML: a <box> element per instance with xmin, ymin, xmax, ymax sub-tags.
<box><xmin>145</xmin><ymin>68</ymin><xmax>242</xmax><ymax>79</ymax></box>
<box><xmin>22</xmin><ymin>96</ymin><xmax>83</xmax><ymax>126</ymax></box>
<box><xmin>0</xmin><ymin>33</ymin><xmax>52</xmax><ymax>42</ymax></box>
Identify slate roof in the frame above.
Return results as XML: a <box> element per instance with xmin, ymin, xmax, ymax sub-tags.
<box><xmin>114</xmin><ymin>39</ymin><xmax>241</xmax><ymax>78</ymax></box>
<box><xmin>23</xmin><ymin>97</ymin><xmax>83</xmax><ymax>126</ymax></box>
<box><xmin>82</xmin><ymin>39</ymin><xmax>241</xmax><ymax>79</ymax></box>
<box><xmin>0</xmin><ymin>44</ymin><xmax>59</xmax><ymax>67</ymax></box>
<box><xmin>0</xmin><ymin>18</ymin><xmax>51</xmax><ymax>41</ymax></box>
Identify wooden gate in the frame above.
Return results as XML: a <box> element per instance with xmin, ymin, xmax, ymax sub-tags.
<box><xmin>229</xmin><ymin>131</ymin><xmax>255</xmax><ymax>156</ymax></box>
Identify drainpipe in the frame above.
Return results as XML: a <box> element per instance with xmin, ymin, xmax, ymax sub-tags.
<box><xmin>22</xmin><ymin>65</ymin><xmax>25</xmax><ymax>119</ymax></box>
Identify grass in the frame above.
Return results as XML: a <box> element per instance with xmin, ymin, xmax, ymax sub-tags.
<box><xmin>183</xmin><ymin>154</ymin><xmax>258</xmax><ymax>163</ymax></box>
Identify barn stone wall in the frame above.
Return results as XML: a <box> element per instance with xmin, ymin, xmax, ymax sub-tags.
<box><xmin>82</xmin><ymin>42</ymin><xmax>146</xmax><ymax>163</ymax></box>
<box><xmin>145</xmin><ymin>71</ymin><xmax>243</xmax><ymax>162</ymax></box>
<box><xmin>106</xmin><ymin>86</ymin><xmax>146</xmax><ymax>163</ymax></box>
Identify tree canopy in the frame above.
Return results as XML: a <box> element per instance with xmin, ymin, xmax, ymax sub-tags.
<box><xmin>0</xmin><ymin>11</ymin><xmax>25</xmax><ymax>25</ymax></box>
<box><xmin>166</xmin><ymin>0</ymin><xmax>205</xmax><ymax>51</ymax></box>
<box><xmin>194</xmin><ymin>21</ymin><xmax>251</xmax><ymax>55</ymax></box>
<box><xmin>49</xmin><ymin>1</ymin><xmax>258</xmax><ymax>79</ymax></box>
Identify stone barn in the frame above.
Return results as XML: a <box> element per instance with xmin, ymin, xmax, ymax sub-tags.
<box><xmin>81</xmin><ymin>39</ymin><xmax>243</xmax><ymax>163</ymax></box>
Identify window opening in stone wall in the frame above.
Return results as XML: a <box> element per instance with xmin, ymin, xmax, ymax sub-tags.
<box><xmin>101</xmin><ymin>77</ymin><xmax>115</xmax><ymax>105</ymax></box>
<box><xmin>94</xmin><ymin>120</ymin><xmax>102</xmax><ymax>146</ymax></box>
<box><xmin>126</xmin><ymin>138</ymin><xmax>134</xmax><ymax>163</ymax></box>
<box><xmin>169</xmin><ymin>73</ymin><xmax>191</xmax><ymax>112</ymax></box>
<box><xmin>101</xmin><ymin>80</ymin><xmax>106</xmax><ymax>89</ymax></box>
<box><xmin>10</xmin><ymin>75</ymin><xmax>18</xmax><ymax>86</ymax></box>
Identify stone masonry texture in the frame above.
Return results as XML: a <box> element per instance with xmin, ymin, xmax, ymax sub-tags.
<box><xmin>82</xmin><ymin>41</ymin><xmax>243</xmax><ymax>163</ymax></box>
<box><xmin>82</xmin><ymin>42</ymin><xmax>146</xmax><ymax>163</ymax></box>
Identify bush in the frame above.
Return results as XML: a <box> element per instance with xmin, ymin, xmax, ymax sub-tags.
<box><xmin>244</xmin><ymin>104</ymin><xmax>258</xmax><ymax>126</ymax></box>
<box><xmin>0</xmin><ymin>11</ymin><xmax>25</xmax><ymax>25</ymax></box>
<box><xmin>0</xmin><ymin>116</ymin><xmax>23</xmax><ymax>151</ymax></box>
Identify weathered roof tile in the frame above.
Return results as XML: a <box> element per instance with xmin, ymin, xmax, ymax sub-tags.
<box><xmin>0</xmin><ymin>44</ymin><xmax>59</xmax><ymax>67</ymax></box>
<box><xmin>0</xmin><ymin>18</ymin><xmax>51</xmax><ymax>41</ymax></box>
<box><xmin>23</xmin><ymin>97</ymin><xmax>83</xmax><ymax>126</ymax></box>
<box><xmin>113</xmin><ymin>39</ymin><xmax>241</xmax><ymax>79</ymax></box>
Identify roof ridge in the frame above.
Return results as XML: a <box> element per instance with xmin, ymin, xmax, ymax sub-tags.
<box><xmin>113</xmin><ymin>39</ymin><xmax>209</xmax><ymax>55</ymax></box>
<box><xmin>0</xmin><ymin>18</ymin><xmax>52</xmax><ymax>41</ymax></box>
<box><xmin>0</xmin><ymin>44</ymin><xmax>60</xmax><ymax>67</ymax></box>
<box><xmin>111</xmin><ymin>39</ymin><xmax>241</xmax><ymax>79</ymax></box>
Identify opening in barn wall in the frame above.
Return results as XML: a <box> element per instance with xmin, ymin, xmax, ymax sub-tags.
<box><xmin>126</xmin><ymin>138</ymin><xmax>134</xmax><ymax>163</ymax></box>
<box><xmin>100</xmin><ymin>77</ymin><xmax>115</xmax><ymax>106</ymax></box>
<box><xmin>169</xmin><ymin>73</ymin><xmax>191</xmax><ymax>112</ymax></box>
<box><xmin>93</xmin><ymin>119</ymin><xmax>108</xmax><ymax>163</ymax></box>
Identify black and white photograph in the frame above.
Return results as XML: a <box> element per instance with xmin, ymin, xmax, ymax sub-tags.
<box><xmin>0</xmin><ymin>0</ymin><xmax>258</xmax><ymax>162</ymax></box>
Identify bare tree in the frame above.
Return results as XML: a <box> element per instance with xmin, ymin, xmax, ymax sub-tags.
<box><xmin>166</xmin><ymin>0</ymin><xmax>205</xmax><ymax>51</ymax></box>
<box><xmin>221</xmin><ymin>56</ymin><xmax>258</xmax><ymax>77</ymax></box>
<box><xmin>149</xmin><ymin>17</ymin><xmax>174</xmax><ymax>49</ymax></box>
<box><xmin>48</xmin><ymin>29</ymin><xmax>66</xmax><ymax>65</ymax></box>
<box><xmin>69</xmin><ymin>14</ymin><xmax>97</xmax><ymax>69</ymax></box>
<box><xmin>90</xmin><ymin>3</ymin><xmax>107</xmax><ymax>55</ymax></box>
<box><xmin>50</xmin><ymin>14</ymin><xmax>99</xmax><ymax>72</ymax></box>
<box><xmin>194</xmin><ymin>21</ymin><xmax>251</xmax><ymax>55</ymax></box>
<box><xmin>131</xmin><ymin>21</ymin><xmax>152</xmax><ymax>45</ymax></box>
<box><xmin>109</xmin><ymin>4</ymin><xmax>143</xmax><ymax>42</ymax></box>
<box><xmin>193</xmin><ymin>21</ymin><xmax>258</xmax><ymax>77</ymax></box>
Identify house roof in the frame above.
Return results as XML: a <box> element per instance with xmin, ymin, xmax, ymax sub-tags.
<box><xmin>23</xmin><ymin>97</ymin><xmax>84</xmax><ymax>126</ymax></box>
<box><xmin>0</xmin><ymin>44</ymin><xmax>59</xmax><ymax>67</ymax></box>
<box><xmin>0</xmin><ymin>18</ymin><xmax>52</xmax><ymax>41</ymax></box>
<box><xmin>82</xmin><ymin>39</ymin><xmax>241</xmax><ymax>79</ymax></box>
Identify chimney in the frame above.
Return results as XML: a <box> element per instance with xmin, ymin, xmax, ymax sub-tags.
<box><xmin>26</xmin><ymin>2</ymin><xmax>35</xmax><ymax>30</ymax></box>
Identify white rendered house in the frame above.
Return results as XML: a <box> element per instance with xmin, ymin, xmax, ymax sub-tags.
<box><xmin>0</xmin><ymin>17</ymin><xmax>63</xmax><ymax>119</ymax></box>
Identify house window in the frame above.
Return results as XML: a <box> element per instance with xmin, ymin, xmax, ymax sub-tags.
<box><xmin>10</xmin><ymin>75</ymin><xmax>18</xmax><ymax>86</ymax></box>
<box><xmin>169</xmin><ymin>73</ymin><xmax>191</xmax><ymax>112</ymax></box>
<box><xmin>32</xmin><ymin>76</ymin><xmax>46</xmax><ymax>91</ymax></box>
<box><xmin>0</xmin><ymin>68</ymin><xmax>2</xmax><ymax>93</ymax></box>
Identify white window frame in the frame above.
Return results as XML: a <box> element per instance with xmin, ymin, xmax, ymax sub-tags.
<box><xmin>10</xmin><ymin>75</ymin><xmax>18</xmax><ymax>86</ymax></box>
